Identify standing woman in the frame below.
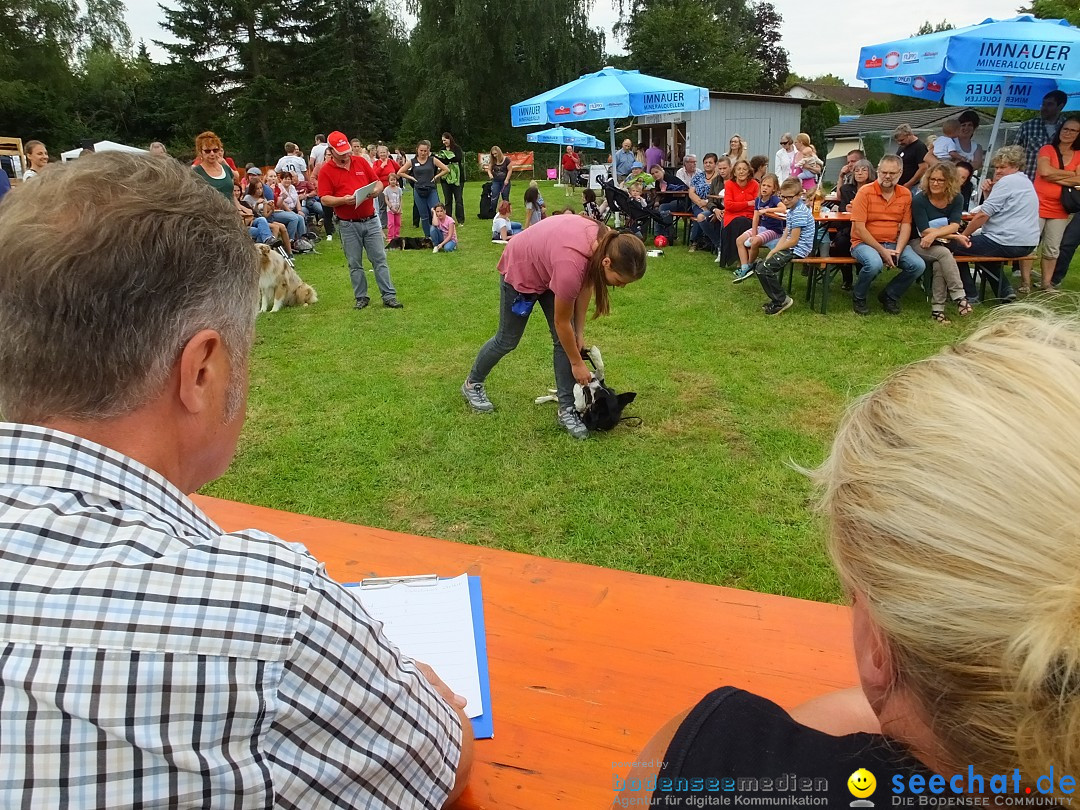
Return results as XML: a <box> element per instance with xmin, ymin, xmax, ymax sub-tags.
<box><xmin>437</xmin><ymin>132</ymin><xmax>466</xmax><ymax>225</ymax></box>
<box><xmin>1033</xmin><ymin>116</ymin><xmax>1080</xmax><ymax>293</ymax></box>
<box><xmin>461</xmin><ymin>215</ymin><xmax>647</xmax><ymax>439</ymax></box>
<box><xmin>909</xmin><ymin>161</ymin><xmax>971</xmax><ymax>324</ymax></box>
<box><xmin>485</xmin><ymin>146</ymin><xmax>512</xmax><ymax>206</ymax></box>
<box><xmin>397</xmin><ymin>140</ymin><xmax>447</xmax><ymax>237</ymax></box>
<box><xmin>22</xmin><ymin>140</ymin><xmax>50</xmax><ymax>180</ymax></box>
<box><xmin>719</xmin><ymin>159</ymin><xmax>759</xmax><ymax>267</ymax></box>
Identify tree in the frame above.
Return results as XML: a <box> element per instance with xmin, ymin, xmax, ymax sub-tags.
<box><xmin>912</xmin><ymin>19</ymin><xmax>954</xmax><ymax>36</ymax></box>
<box><xmin>399</xmin><ymin>0</ymin><xmax>604</xmax><ymax>148</ymax></box>
<box><xmin>159</xmin><ymin>0</ymin><xmax>311</xmax><ymax>163</ymax></box>
<box><xmin>1021</xmin><ymin>0</ymin><xmax>1080</xmax><ymax>26</ymax></box>
<box><xmin>616</xmin><ymin>0</ymin><xmax>789</xmax><ymax>95</ymax></box>
<box><xmin>800</xmin><ymin>101</ymin><xmax>839</xmax><ymax>162</ymax></box>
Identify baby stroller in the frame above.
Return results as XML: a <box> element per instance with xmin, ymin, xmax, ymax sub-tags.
<box><xmin>597</xmin><ymin>176</ymin><xmax>670</xmax><ymax>240</ymax></box>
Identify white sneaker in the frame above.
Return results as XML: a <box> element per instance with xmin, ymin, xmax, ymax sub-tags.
<box><xmin>325</xmin><ymin>235</ymin><xmax>332</xmax><ymax>242</ymax></box>
<box><xmin>714</xmin><ymin>251</ymin><xmax>723</xmax><ymax>263</ymax></box>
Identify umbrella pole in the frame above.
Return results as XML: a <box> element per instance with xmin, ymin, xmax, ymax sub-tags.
<box><xmin>981</xmin><ymin>77</ymin><xmax>1012</xmax><ymax>204</ymax></box>
<box><xmin>609</xmin><ymin>117</ymin><xmax>621</xmax><ymax>227</ymax></box>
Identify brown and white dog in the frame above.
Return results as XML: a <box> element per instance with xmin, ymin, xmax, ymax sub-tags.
<box><xmin>255</xmin><ymin>243</ymin><xmax>318</xmax><ymax>313</ymax></box>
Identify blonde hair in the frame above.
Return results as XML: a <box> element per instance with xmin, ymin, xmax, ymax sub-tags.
<box><xmin>992</xmin><ymin>145</ymin><xmax>1027</xmax><ymax>172</ymax></box>
<box><xmin>811</xmin><ymin>306</ymin><xmax>1080</xmax><ymax>782</ymax></box>
<box><xmin>920</xmin><ymin>159</ymin><xmax>961</xmax><ymax>201</ymax></box>
<box><xmin>794</xmin><ymin>133</ymin><xmax>812</xmax><ymax>149</ymax></box>
<box><xmin>490</xmin><ymin>146</ymin><xmax>505</xmax><ymax>164</ymax></box>
<box><xmin>942</xmin><ymin>118</ymin><xmax>961</xmax><ymax>137</ymax></box>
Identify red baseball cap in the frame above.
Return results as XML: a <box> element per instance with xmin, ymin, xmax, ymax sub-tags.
<box><xmin>328</xmin><ymin>131</ymin><xmax>350</xmax><ymax>155</ymax></box>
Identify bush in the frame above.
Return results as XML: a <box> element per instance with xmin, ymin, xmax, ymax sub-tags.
<box><xmin>862</xmin><ymin>133</ymin><xmax>886</xmax><ymax>167</ymax></box>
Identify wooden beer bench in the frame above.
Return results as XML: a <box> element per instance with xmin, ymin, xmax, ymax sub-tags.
<box><xmin>194</xmin><ymin>495</ymin><xmax>857</xmax><ymax>810</ymax></box>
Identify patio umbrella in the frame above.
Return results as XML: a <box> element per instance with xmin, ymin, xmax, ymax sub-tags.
<box><xmin>857</xmin><ymin>15</ymin><xmax>1080</xmax><ymax>155</ymax></box>
<box><xmin>511</xmin><ymin>67</ymin><xmax>710</xmax><ymax>179</ymax></box>
<box><xmin>526</xmin><ymin>126</ymin><xmax>606</xmax><ymax>149</ymax></box>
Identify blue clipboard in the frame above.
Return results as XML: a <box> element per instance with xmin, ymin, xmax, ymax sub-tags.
<box><xmin>346</xmin><ymin>574</ymin><xmax>493</xmax><ymax>739</ymax></box>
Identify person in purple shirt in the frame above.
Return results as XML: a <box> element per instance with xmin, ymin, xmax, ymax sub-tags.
<box><xmin>461</xmin><ymin>215</ymin><xmax>647</xmax><ymax>439</ymax></box>
<box><xmin>645</xmin><ymin>141</ymin><xmax>665</xmax><ymax>171</ymax></box>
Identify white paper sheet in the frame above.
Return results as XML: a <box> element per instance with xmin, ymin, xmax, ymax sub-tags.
<box><xmin>353</xmin><ymin>574</ymin><xmax>483</xmax><ymax>718</ymax></box>
<box><xmin>353</xmin><ymin>181</ymin><xmax>378</xmax><ymax>206</ymax></box>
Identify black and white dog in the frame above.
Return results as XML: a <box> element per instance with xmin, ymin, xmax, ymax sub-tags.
<box><xmin>535</xmin><ymin>346</ymin><xmax>637</xmax><ymax>431</ymax></box>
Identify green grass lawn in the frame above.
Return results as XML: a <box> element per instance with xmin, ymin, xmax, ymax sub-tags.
<box><xmin>202</xmin><ymin>180</ymin><xmax>1077</xmax><ymax>604</ymax></box>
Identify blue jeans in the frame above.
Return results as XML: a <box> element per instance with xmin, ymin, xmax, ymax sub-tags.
<box><xmin>850</xmin><ymin>242</ymin><xmax>925</xmax><ymax>302</ymax></box>
<box><xmin>249</xmin><ymin>216</ymin><xmax>273</xmax><ymax>243</ymax></box>
<box><xmin>952</xmin><ymin>235</ymin><xmax>1033</xmax><ymax>298</ymax></box>
<box><xmin>429</xmin><ymin>224</ymin><xmax>457</xmax><ymax>251</ymax></box>
<box><xmin>470</xmin><ymin>278</ymin><xmax>576</xmax><ymax>409</ymax></box>
<box><xmin>490</xmin><ymin>178</ymin><xmax>510</xmax><ymax>204</ymax></box>
<box><xmin>413</xmin><ymin>187</ymin><xmax>441</xmax><ymax>235</ymax></box>
<box><xmin>303</xmin><ymin>198</ymin><xmax>334</xmax><ymax>236</ymax></box>
<box><xmin>271</xmin><ymin>210</ymin><xmax>304</xmax><ymax>241</ymax></box>
<box><xmin>689</xmin><ymin>211</ymin><xmax>722</xmax><ymax>250</ymax></box>
<box><xmin>337</xmin><ymin>216</ymin><xmax>397</xmax><ymax>302</ymax></box>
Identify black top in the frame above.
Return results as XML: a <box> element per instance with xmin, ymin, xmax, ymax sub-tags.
<box><xmin>491</xmin><ymin>156</ymin><xmax>510</xmax><ymax>182</ymax></box>
<box><xmin>897</xmin><ymin>139</ymin><xmax>928</xmax><ymax>185</ymax></box>
<box><xmin>839</xmin><ymin>181</ymin><xmax>865</xmax><ymax>211</ymax></box>
<box><xmin>410</xmin><ymin>156</ymin><xmax>437</xmax><ymax>191</ymax></box>
<box><xmin>651</xmin><ymin>687</ymin><xmax>936</xmax><ymax>808</ymax></box>
<box><xmin>911</xmin><ymin>192</ymin><xmax>963</xmax><ymax>235</ymax></box>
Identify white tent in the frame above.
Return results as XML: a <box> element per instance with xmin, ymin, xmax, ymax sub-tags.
<box><xmin>61</xmin><ymin>140</ymin><xmax>147</xmax><ymax>162</ymax></box>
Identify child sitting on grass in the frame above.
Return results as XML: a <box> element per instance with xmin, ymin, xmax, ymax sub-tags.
<box><xmin>429</xmin><ymin>203</ymin><xmax>458</xmax><ymax>252</ymax></box>
<box><xmin>734</xmin><ymin>173</ymin><xmax>786</xmax><ymax>282</ymax></box>
<box><xmin>523</xmin><ymin>185</ymin><xmax>546</xmax><ymax>228</ymax></box>
<box><xmin>491</xmin><ymin>200</ymin><xmax>522</xmax><ymax>243</ymax></box>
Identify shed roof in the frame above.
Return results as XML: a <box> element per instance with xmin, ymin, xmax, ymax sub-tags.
<box><xmin>825</xmin><ymin>107</ymin><xmax>998</xmax><ymax>137</ymax></box>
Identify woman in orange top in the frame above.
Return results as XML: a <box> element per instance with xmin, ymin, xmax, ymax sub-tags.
<box><xmin>719</xmin><ymin>159</ymin><xmax>760</xmax><ymax>267</ymax></box>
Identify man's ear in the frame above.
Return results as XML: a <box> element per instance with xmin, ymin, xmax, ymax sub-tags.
<box><xmin>176</xmin><ymin>329</ymin><xmax>228</xmax><ymax>416</ymax></box>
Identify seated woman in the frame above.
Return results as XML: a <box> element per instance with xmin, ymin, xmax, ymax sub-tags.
<box><xmin>909</xmin><ymin>161</ymin><xmax>971</xmax><ymax>324</ymax></box>
<box><xmin>491</xmin><ymin>200</ymin><xmax>522</xmax><ymax>242</ymax></box>
<box><xmin>830</xmin><ymin>158</ymin><xmax>875</xmax><ymax>290</ymax></box>
<box><xmin>617</xmin><ymin>307</ymin><xmax>1080</xmax><ymax>807</ymax></box>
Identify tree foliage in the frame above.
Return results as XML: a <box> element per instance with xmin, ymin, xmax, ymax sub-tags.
<box><xmin>912</xmin><ymin>19</ymin><xmax>955</xmax><ymax>36</ymax></box>
<box><xmin>399</xmin><ymin>0</ymin><xmax>604</xmax><ymax>148</ymax></box>
<box><xmin>617</xmin><ymin>0</ymin><xmax>790</xmax><ymax>95</ymax></box>
<box><xmin>1021</xmin><ymin>0</ymin><xmax>1080</xmax><ymax>26</ymax></box>
<box><xmin>801</xmin><ymin>101</ymin><xmax>839</xmax><ymax>158</ymax></box>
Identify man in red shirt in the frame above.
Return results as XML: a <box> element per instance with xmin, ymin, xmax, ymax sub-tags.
<box><xmin>318</xmin><ymin>131</ymin><xmax>401</xmax><ymax>310</ymax></box>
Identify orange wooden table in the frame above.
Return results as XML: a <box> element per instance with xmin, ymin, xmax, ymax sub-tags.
<box><xmin>194</xmin><ymin>495</ymin><xmax>857</xmax><ymax>810</ymax></box>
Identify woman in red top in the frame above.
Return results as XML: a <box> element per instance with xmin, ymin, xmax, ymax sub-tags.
<box><xmin>1033</xmin><ymin>116</ymin><xmax>1080</xmax><ymax>292</ymax></box>
<box><xmin>718</xmin><ymin>159</ymin><xmax>760</xmax><ymax>267</ymax></box>
<box><xmin>370</xmin><ymin>145</ymin><xmax>399</xmax><ymax>230</ymax></box>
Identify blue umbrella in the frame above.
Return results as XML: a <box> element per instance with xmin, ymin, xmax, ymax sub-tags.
<box><xmin>511</xmin><ymin>67</ymin><xmax>710</xmax><ymax>178</ymax></box>
<box><xmin>526</xmin><ymin>126</ymin><xmax>606</xmax><ymax>149</ymax></box>
<box><xmin>857</xmin><ymin>15</ymin><xmax>1080</xmax><ymax>153</ymax></box>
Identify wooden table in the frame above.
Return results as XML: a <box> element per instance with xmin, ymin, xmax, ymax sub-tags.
<box><xmin>194</xmin><ymin>495</ymin><xmax>857</xmax><ymax>810</ymax></box>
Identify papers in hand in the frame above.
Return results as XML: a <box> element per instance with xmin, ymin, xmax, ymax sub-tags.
<box><xmin>353</xmin><ymin>181</ymin><xmax>378</xmax><ymax>206</ymax></box>
<box><xmin>355</xmin><ymin>573</ymin><xmax>484</xmax><ymax>719</ymax></box>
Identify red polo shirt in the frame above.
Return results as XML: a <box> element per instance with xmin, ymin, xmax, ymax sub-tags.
<box><xmin>318</xmin><ymin>155</ymin><xmax>378</xmax><ymax>220</ymax></box>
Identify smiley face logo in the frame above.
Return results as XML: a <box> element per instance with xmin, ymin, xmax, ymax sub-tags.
<box><xmin>848</xmin><ymin>768</ymin><xmax>877</xmax><ymax>798</ymax></box>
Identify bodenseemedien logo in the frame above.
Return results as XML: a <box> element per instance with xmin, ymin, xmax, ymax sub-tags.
<box><xmin>848</xmin><ymin>768</ymin><xmax>877</xmax><ymax>807</ymax></box>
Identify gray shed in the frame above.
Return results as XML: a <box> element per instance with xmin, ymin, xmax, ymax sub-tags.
<box><xmin>636</xmin><ymin>91</ymin><xmax>813</xmax><ymax>168</ymax></box>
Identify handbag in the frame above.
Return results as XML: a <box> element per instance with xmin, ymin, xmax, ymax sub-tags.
<box><xmin>1053</xmin><ymin>146</ymin><xmax>1080</xmax><ymax>214</ymax></box>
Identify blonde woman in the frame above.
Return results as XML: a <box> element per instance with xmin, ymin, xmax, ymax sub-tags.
<box><xmin>485</xmin><ymin>146</ymin><xmax>512</xmax><ymax>206</ymax></box>
<box><xmin>722</xmin><ymin>134</ymin><xmax>748</xmax><ymax>165</ymax></box>
<box><xmin>790</xmin><ymin>132</ymin><xmax>822</xmax><ymax>191</ymax></box>
<box><xmin>22</xmin><ymin>140</ymin><xmax>49</xmax><ymax>180</ymax></box>
<box><xmin>910</xmin><ymin>161</ymin><xmax>971</xmax><ymax>323</ymax></box>
<box><xmin>619</xmin><ymin>307</ymin><xmax>1080</xmax><ymax>804</ymax></box>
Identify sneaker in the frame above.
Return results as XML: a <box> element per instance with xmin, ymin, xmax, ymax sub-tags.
<box><xmin>1003</xmin><ymin>289</ymin><xmax>1017</xmax><ymax>303</ymax></box>
<box><xmin>461</xmin><ymin>379</ymin><xmax>494</xmax><ymax>413</ymax></box>
<box><xmin>765</xmin><ymin>296</ymin><xmax>794</xmax><ymax>316</ymax></box>
<box><xmin>383</xmin><ymin>297</ymin><xmax>403</xmax><ymax>309</ymax></box>
<box><xmin>877</xmin><ymin>290</ymin><xmax>901</xmax><ymax>315</ymax></box>
<box><xmin>325</xmin><ymin>235</ymin><xmax>333</xmax><ymax>242</ymax></box>
<box><xmin>688</xmin><ymin>244</ymin><xmax>697</xmax><ymax>253</ymax></box>
<box><xmin>743</xmin><ymin>238</ymin><xmax>753</xmax><ymax>248</ymax></box>
<box><xmin>714</xmin><ymin>251</ymin><xmax>723</xmax><ymax>263</ymax></box>
<box><xmin>557</xmin><ymin>406</ymin><xmax>589</xmax><ymax>440</ymax></box>
<box><xmin>354</xmin><ymin>297</ymin><xmax>370</xmax><ymax>310</ymax></box>
<box><xmin>733</xmin><ymin>265</ymin><xmax>755</xmax><ymax>283</ymax></box>
<box><xmin>853</xmin><ymin>297</ymin><xmax>869</xmax><ymax>316</ymax></box>
<box><xmin>265</xmin><ymin>237</ymin><xmax>283</xmax><ymax>249</ymax></box>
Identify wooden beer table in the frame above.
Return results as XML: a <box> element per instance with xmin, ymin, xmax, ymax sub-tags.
<box><xmin>194</xmin><ymin>495</ymin><xmax>857</xmax><ymax>810</ymax></box>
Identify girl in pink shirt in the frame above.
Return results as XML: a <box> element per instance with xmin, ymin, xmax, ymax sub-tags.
<box><xmin>430</xmin><ymin>204</ymin><xmax>458</xmax><ymax>252</ymax></box>
<box><xmin>461</xmin><ymin>216</ymin><xmax>647</xmax><ymax>439</ymax></box>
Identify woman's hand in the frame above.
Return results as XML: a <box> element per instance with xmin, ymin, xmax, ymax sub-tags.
<box><xmin>920</xmin><ymin>234</ymin><xmax>935</xmax><ymax>249</ymax></box>
<box><xmin>571</xmin><ymin>361</ymin><xmax>592</xmax><ymax>387</ymax></box>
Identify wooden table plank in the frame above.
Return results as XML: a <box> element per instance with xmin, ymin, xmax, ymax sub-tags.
<box><xmin>193</xmin><ymin>495</ymin><xmax>857</xmax><ymax>810</ymax></box>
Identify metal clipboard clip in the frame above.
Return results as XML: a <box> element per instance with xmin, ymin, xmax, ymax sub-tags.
<box><xmin>358</xmin><ymin>573</ymin><xmax>439</xmax><ymax>590</ymax></box>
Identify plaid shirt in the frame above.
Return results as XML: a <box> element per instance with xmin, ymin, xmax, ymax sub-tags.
<box><xmin>0</xmin><ymin>424</ymin><xmax>460</xmax><ymax>809</ymax></box>
<box><xmin>1011</xmin><ymin>115</ymin><xmax>1064</xmax><ymax>179</ymax></box>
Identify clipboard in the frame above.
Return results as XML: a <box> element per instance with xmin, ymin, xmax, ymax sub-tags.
<box><xmin>347</xmin><ymin>574</ymin><xmax>493</xmax><ymax>739</ymax></box>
